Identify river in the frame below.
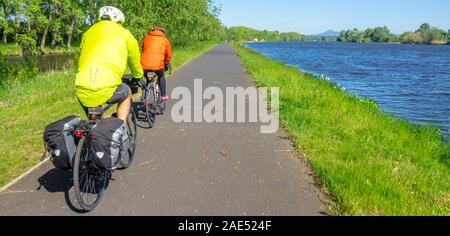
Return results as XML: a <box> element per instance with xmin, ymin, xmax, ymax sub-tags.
<box><xmin>6</xmin><ymin>53</ymin><xmax>77</xmax><ymax>72</ymax></box>
<box><xmin>246</xmin><ymin>42</ymin><xmax>450</xmax><ymax>139</ymax></box>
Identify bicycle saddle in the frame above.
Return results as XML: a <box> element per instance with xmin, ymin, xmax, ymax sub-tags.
<box><xmin>145</xmin><ymin>72</ymin><xmax>157</xmax><ymax>81</ymax></box>
<box><xmin>87</xmin><ymin>106</ymin><xmax>104</xmax><ymax>121</ymax></box>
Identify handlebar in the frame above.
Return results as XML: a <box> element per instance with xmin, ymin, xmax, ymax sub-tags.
<box><xmin>122</xmin><ymin>74</ymin><xmax>142</xmax><ymax>94</ymax></box>
<box><xmin>165</xmin><ymin>64</ymin><xmax>172</xmax><ymax>75</ymax></box>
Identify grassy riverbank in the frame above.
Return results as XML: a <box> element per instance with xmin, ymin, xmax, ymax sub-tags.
<box><xmin>0</xmin><ymin>42</ymin><xmax>217</xmax><ymax>188</ymax></box>
<box><xmin>234</xmin><ymin>44</ymin><xmax>450</xmax><ymax>216</ymax></box>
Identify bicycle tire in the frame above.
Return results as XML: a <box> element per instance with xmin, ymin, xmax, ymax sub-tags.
<box><xmin>119</xmin><ymin>110</ymin><xmax>138</xmax><ymax>169</ymax></box>
<box><xmin>73</xmin><ymin>137</ymin><xmax>108</xmax><ymax>212</ymax></box>
<box><xmin>136</xmin><ymin>84</ymin><xmax>157</xmax><ymax>129</ymax></box>
<box><xmin>155</xmin><ymin>84</ymin><xmax>166</xmax><ymax>115</ymax></box>
<box><xmin>146</xmin><ymin>84</ymin><xmax>157</xmax><ymax>127</ymax></box>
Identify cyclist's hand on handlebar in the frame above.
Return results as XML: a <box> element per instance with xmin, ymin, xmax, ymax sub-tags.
<box><xmin>165</xmin><ymin>64</ymin><xmax>172</xmax><ymax>73</ymax></box>
<box><xmin>139</xmin><ymin>77</ymin><xmax>147</xmax><ymax>88</ymax></box>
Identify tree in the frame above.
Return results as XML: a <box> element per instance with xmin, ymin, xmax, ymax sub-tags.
<box><xmin>64</xmin><ymin>0</ymin><xmax>85</xmax><ymax>49</ymax></box>
<box><xmin>372</xmin><ymin>26</ymin><xmax>390</xmax><ymax>42</ymax></box>
<box><xmin>10</xmin><ymin>0</ymin><xmax>23</xmax><ymax>45</ymax></box>
<box><xmin>429</xmin><ymin>29</ymin><xmax>446</xmax><ymax>43</ymax></box>
<box><xmin>1</xmin><ymin>0</ymin><xmax>228</xmax><ymax>54</ymax></box>
<box><xmin>364</xmin><ymin>28</ymin><xmax>374</xmax><ymax>42</ymax></box>
<box><xmin>338</xmin><ymin>29</ymin><xmax>365</xmax><ymax>42</ymax></box>
<box><xmin>227</xmin><ymin>26</ymin><xmax>306</xmax><ymax>42</ymax></box>
<box><xmin>0</xmin><ymin>0</ymin><xmax>7</xmax><ymax>44</ymax></box>
<box><xmin>280</xmin><ymin>32</ymin><xmax>305</xmax><ymax>42</ymax></box>
<box><xmin>347</xmin><ymin>28</ymin><xmax>365</xmax><ymax>42</ymax></box>
<box><xmin>418</xmin><ymin>23</ymin><xmax>435</xmax><ymax>43</ymax></box>
<box><xmin>1</xmin><ymin>0</ymin><xmax>12</xmax><ymax>44</ymax></box>
<box><xmin>413</xmin><ymin>23</ymin><xmax>447</xmax><ymax>44</ymax></box>
<box><xmin>419</xmin><ymin>23</ymin><xmax>431</xmax><ymax>33</ymax></box>
<box><xmin>400</xmin><ymin>31</ymin><xmax>423</xmax><ymax>44</ymax></box>
<box><xmin>338</xmin><ymin>26</ymin><xmax>398</xmax><ymax>43</ymax></box>
<box><xmin>39</xmin><ymin>0</ymin><xmax>56</xmax><ymax>53</ymax></box>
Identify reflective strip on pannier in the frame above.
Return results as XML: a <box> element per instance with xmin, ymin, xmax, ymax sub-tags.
<box><xmin>91</xmin><ymin>117</ymin><xmax>128</xmax><ymax>170</ymax></box>
<box><xmin>43</xmin><ymin>116</ymin><xmax>81</xmax><ymax>170</ymax></box>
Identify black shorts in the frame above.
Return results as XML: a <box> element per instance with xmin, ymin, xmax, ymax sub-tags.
<box><xmin>107</xmin><ymin>83</ymin><xmax>131</xmax><ymax>104</ymax></box>
<box><xmin>80</xmin><ymin>83</ymin><xmax>130</xmax><ymax>114</ymax></box>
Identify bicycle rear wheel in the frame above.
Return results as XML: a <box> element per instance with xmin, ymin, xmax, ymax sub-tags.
<box><xmin>156</xmin><ymin>84</ymin><xmax>166</xmax><ymax>115</ymax></box>
<box><xmin>120</xmin><ymin>110</ymin><xmax>137</xmax><ymax>169</ymax></box>
<box><xmin>136</xmin><ymin>85</ymin><xmax>157</xmax><ymax>129</ymax></box>
<box><xmin>73</xmin><ymin>137</ymin><xmax>108</xmax><ymax>212</ymax></box>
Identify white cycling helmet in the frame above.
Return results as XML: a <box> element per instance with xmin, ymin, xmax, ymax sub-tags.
<box><xmin>99</xmin><ymin>6</ymin><xmax>125</xmax><ymax>24</ymax></box>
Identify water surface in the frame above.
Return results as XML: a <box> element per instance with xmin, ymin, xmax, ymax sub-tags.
<box><xmin>7</xmin><ymin>53</ymin><xmax>76</xmax><ymax>72</ymax></box>
<box><xmin>247</xmin><ymin>42</ymin><xmax>450</xmax><ymax>139</ymax></box>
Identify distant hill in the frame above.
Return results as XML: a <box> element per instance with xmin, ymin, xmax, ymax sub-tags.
<box><xmin>309</xmin><ymin>30</ymin><xmax>340</xmax><ymax>37</ymax></box>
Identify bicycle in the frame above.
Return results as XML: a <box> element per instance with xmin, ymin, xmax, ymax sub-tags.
<box><xmin>135</xmin><ymin>67</ymin><xmax>171</xmax><ymax>129</ymax></box>
<box><xmin>72</xmin><ymin>76</ymin><xmax>139</xmax><ymax>212</ymax></box>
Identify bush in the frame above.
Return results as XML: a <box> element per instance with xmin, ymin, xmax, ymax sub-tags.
<box><xmin>0</xmin><ymin>54</ymin><xmax>38</xmax><ymax>86</ymax></box>
<box><xmin>17</xmin><ymin>35</ymin><xmax>37</xmax><ymax>56</ymax></box>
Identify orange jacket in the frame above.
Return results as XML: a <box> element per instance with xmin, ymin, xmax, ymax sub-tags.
<box><xmin>141</xmin><ymin>30</ymin><xmax>172</xmax><ymax>71</ymax></box>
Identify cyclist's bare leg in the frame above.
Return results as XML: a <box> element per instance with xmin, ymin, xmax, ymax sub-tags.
<box><xmin>117</xmin><ymin>88</ymin><xmax>132</xmax><ymax>122</ymax></box>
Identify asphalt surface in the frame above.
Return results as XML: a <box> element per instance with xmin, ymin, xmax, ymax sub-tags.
<box><xmin>0</xmin><ymin>44</ymin><xmax>327</xmax><ymax>216</ymax></box>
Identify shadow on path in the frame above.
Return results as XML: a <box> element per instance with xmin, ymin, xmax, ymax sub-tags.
<box><xmin>37</xmin><ymin>169</ymin><xmax>87</xmax><ymax>214</ymax></box>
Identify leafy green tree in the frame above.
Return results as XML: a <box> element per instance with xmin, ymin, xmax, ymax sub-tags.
<box><xmin>430</xmin><ymin>29</ymin><xmax>446</xmax><ymax>42</ymax></box>
<box><xmin>364</xmin><ymin>28</ymin><xmax>374</xmax><ymax>42</ymax></box>
<box><xmin>338</xmin><ymin>29</ymin><xmax>365</xmax><ymax>42</ymax></box>
<box><xmin>400</xmin><ymin>31</ymin><xmax>423</xmax><ymax>44</ymax></box>
<box><xmin>419</xmin><ymin>23</ymin><xmax>431</xmax><ymax>33</ymax></box>
<box><xmin>339</xmin><ymin>26</ymin><xmax>398</xmax><ymax>43</ymax></box>
<box><xmin>348</xmin><ymin>29</ymin><xmax>365</xmax><ymax>42</ymax></box>
<box><xmin>417</xmin><ymin>23</ymin><xmax>444</xmax><ymax>43</ymax></box>
<box><xmin>1</xmin><ymin>0</ymin><xmax>227</xmax><ymax>53</ymax></box>
<box><xmin>404</xmin><ymin>23</ymin><xmax>448</xmax><ymax>44</ymax></box>
<box><xmin>0</xmin><ymin>0</ymin><xmax>14</xmax><ymax>44</ymax></box>
<box><xmin>9</xmin><ymin>0</ymin><xmax>21</xmax><ymax>45</ymax></box>
<box><xmin>280</xmin><ymin>32</ymin><xmax>305</xmax><ymax>42</ymax></box>
<box><xmin>63</xmin><ymin>0</ymin><xmax>84</xmax><ymax>49</ymax></box>
<box><xmin>227</xmin><ymin>26</ymin><xmax>291</xmax><ymax>42</ymax></box>
<box><xmin>0</xmin><ymin>0</ymin><xmax>7</xmax><ymax>44</ymax></box>
<box><xmin>17</xmin><ymin>34</ymin><xmax>37</xmax><ymax>55</ymax></box>
<box><xmin>39</xmin><ymin>0</ymin><xmax>57</xmax><ymax>53</ymax></box>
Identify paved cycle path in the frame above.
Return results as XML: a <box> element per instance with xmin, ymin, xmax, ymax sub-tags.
<box><xmin>0</xmin><ymin>44</ymin><xmax>327</xmax><ymax>216</ymax></box>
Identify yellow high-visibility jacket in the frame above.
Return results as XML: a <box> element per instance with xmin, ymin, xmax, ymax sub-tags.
<box><xmin>75</xmin><ymin>20</ymin><xmax>143</xmax><ymax>108</ymax></box>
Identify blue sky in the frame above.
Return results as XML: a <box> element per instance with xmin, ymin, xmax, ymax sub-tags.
<box><xmin>214</xmin><ymin>0</ymin><xmax>450</xmax><ymax>35</ymax></box>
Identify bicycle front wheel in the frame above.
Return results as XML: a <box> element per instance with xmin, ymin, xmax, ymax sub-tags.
<box><xmin>73</xmin><ymin>137</ymin><xmax>108</xmax><ymax>212</ymax></box>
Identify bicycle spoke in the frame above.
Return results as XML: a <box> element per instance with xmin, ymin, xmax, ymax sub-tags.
<box><xmin>89</xmin><ymin>177</ymin><xmax>95</xmax><ymax>201</ymax></box>
<box><xmin>82</xmin><ymin>175</ymin><xmax>89</xmax><ymax>202</ymax></box>
<box><xmin>79</xmin><ymin>171</ymin><xmax>87</xmax><ymax>188</ymax></box>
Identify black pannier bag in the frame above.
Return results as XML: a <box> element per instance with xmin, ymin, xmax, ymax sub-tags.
<box><xmin>91</xmin><ymin>117</ymin><xmax>129</xmax><ymax>170</ymax></box>
<box><xmin>43</xmin><ymin>116</ymin><xmax>81</xmax><ymax>170</ymax></box>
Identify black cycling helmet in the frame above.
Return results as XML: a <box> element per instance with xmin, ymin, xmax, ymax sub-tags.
<box><xmin>154</xmin><ymin>27</ymin><xmax>167</xmax><ymax>35</ymax></box>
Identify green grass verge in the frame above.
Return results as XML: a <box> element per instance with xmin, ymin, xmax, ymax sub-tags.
<box><xmin>0</xmin><ymin>42</ymin><xmax>217</xmax><ymax>188</ymax></box>
<box><xmin>0</xmin><ymin>44</ymin><xmax>21</xmax><ymax>56</ymax></box>
<box><xmin>233</xmin><ymin>43</ymin><xmax>450</xmax><ymax>216</ymax></box>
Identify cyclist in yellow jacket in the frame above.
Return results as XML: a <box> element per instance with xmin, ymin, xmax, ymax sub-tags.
<box><xmin>75</xmin><ymin>6</ymin><xmax>143</xmax><ymax>121</ymax></box>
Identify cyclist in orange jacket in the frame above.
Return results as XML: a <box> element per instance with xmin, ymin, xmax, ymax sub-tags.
<box><xmin>141</xmin><ymin>27</ymin><xmax>173</xmax><ymax>102</ymax></box>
